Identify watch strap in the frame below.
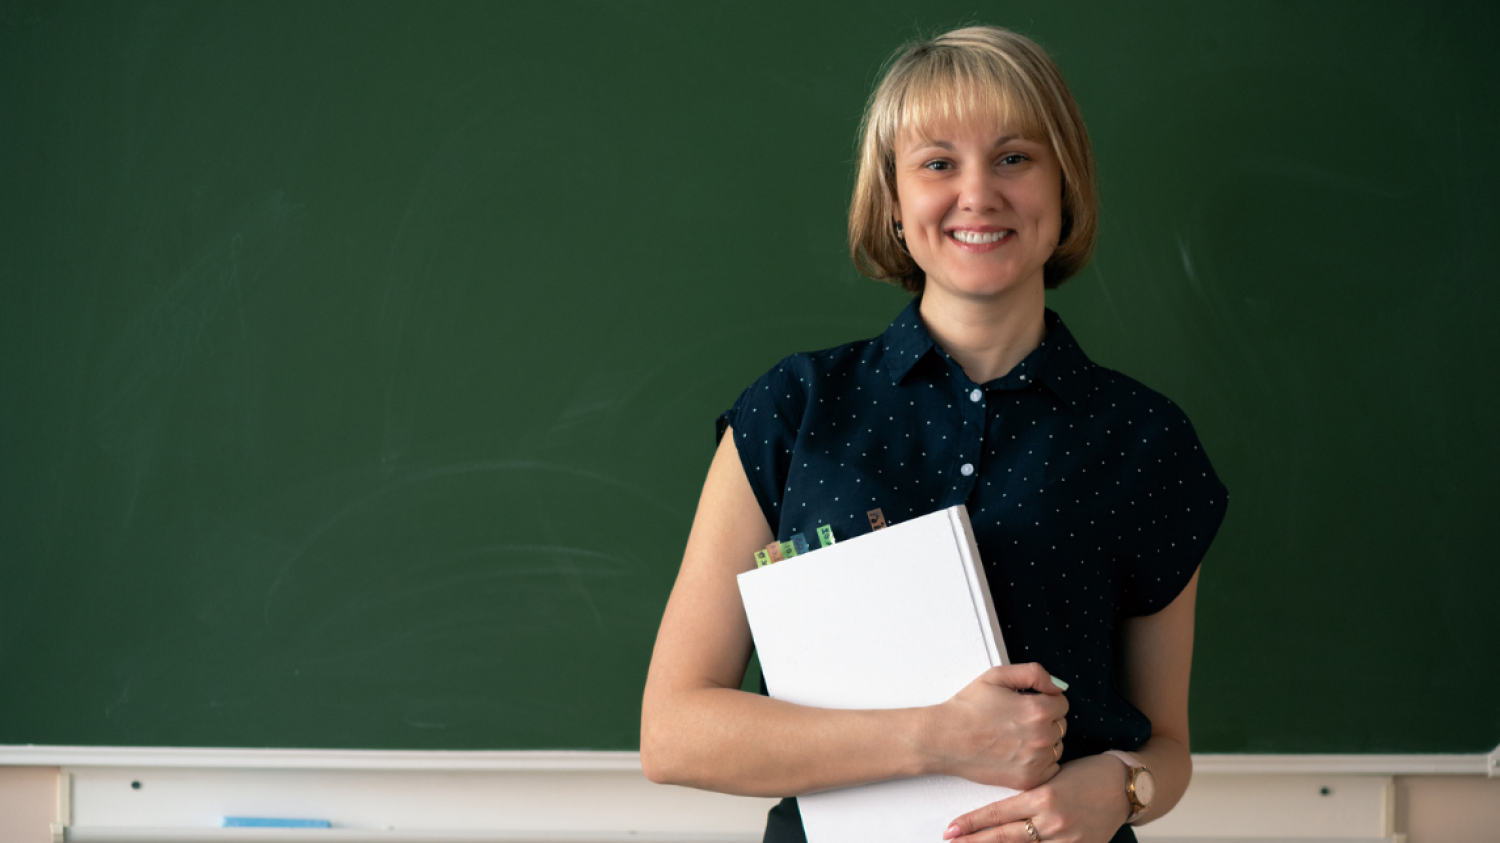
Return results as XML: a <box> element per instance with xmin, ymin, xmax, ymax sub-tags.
<box><xmin>1103</xmin><ymin>749</ymin><xmax>1149</xmax><ymax>823</ymax></box>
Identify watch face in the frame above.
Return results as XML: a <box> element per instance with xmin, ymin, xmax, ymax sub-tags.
<box><xmin>1133</xmin><ymin>768</ymin><xmax>1157</xmax><ymax>808</ymax></box>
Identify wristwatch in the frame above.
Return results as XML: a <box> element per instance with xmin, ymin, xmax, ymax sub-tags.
<box><xmin>1103</xmin><ymin>749</ymin><xmax>1155</xmax><ymax>823</ymax></box>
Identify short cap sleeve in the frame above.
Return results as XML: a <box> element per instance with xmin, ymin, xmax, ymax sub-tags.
<box><xmin>716</xmin><ymin>357</ymin><xmax>807</xmax><ymax>537</ymax></box>
<box><xmin>1116</xmin><ymin>401</ymin><xmax>1229</xmax><ymax>617</ymax></box>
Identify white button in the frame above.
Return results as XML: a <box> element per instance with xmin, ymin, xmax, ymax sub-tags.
<box><xmin>960</xmin><ymin>463</ymin><xmax>974</xmax><ymax>476</ymax></box>
<box><xmin>969</xmin><ymin>389</ymin><xmax>982</xmax><ymax>402</ymax></box>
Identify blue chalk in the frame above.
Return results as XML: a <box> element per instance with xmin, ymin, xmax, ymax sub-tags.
<box><xmin>224</xmin><ymin>817</ymin><xmax>331</xmax><ymax>828</ymax></box>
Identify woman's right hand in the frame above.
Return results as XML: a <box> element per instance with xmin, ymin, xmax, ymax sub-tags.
<box><xmin>924</xmin><ymin>663</ymin><xmax>1069</xmax><ymax>791</ymax></box>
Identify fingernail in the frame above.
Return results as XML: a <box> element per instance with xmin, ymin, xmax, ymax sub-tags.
<box><xmin>1049</xmin><ymin>674</ymin><xmax>1070</xmax><ymax>691</ymax></box>
<box><xmin>944</xmin><ymin>823</ymin><xmax>961</xmax><ymax>839</ymax></box>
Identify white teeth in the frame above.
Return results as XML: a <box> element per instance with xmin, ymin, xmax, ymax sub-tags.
<box><xmin>951</xmin><ymin>229</ymin><xmax>1010</xmax><ymax>244</ymax></box>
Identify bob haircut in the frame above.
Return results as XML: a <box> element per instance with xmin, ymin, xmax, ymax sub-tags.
<box><xmin>849</xmin><ymin>26</ymin><xmax>1098</xmax><ymax>292</ymax></box>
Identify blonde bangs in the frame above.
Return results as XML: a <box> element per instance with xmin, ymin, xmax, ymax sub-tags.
<box><xmin>878</xmin><ymin>51</ymin><xmax>1052</xmax><ymax>157</ymax></box>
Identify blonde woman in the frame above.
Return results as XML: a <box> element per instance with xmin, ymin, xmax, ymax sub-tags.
<box><xmin>642</xmin><ymin>25</ymin><xmax>1226</xmax><ymax>843</ymax></box>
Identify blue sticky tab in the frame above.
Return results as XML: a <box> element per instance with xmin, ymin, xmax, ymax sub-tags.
<box><xmin>224</xmin><ymin>818</ymin><xmax>331</xmax><ymax>828</ymax></box>
<box><xmin>790</xmin><ymin>534</ymin><xmax>809</xmax><ymax>555</ymax></box>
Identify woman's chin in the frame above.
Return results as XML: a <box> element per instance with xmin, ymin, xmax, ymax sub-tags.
<box><xmin>928</xmin><ymin>274</ymin><xmax>1042</xmax><ymax>303</ymax></box>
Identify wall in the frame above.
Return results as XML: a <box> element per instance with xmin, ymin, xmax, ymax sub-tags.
<box><xmin>0</xmin><ymin>766</ymin><xmax>56</xmax><ymax>843</ymax></box>
<box><xmin>1395</xmin><ymin>776</ymin><xmax>1500</xmax><ymax>843</ymax></box>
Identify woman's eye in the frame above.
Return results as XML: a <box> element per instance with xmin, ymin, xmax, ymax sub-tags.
<box><xmin>923</xmin><ymin>160</ymin><xmax>952</xmax><ymax>171</ymax></box>
<box><xmin>998</xmin><ymin>153</ymin><xmax>1029</xmax><ymax>166</ymax></box>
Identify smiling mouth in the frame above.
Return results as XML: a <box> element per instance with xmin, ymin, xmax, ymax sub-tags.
<box><xmin>949</xmin><ymin>229</ymin><xmax>1013</xmax><ymax>244</ymax></box>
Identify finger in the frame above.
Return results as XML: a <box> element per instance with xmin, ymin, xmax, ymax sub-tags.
<box><xmin>1016</xmin><ymin>688</ymin><xmax>1068</xmax><ymax>725</ymax></box>
<box><xmin>945</xmin><ymin>791</ymin><xmax>1037</xmax><ymax>839</ymax></box>
<box><xmin>951</xmin><ymin>818</ymin><xmax>1043</xmax><ymax>843</ymax></box>
<box><xmin>980</xmin><ymin>663</ymin><xmax>1064</xmax><ymax>695</ymax></box>
<box><xmin>950</xmin><ymin>821</ymin><xmax>1036</xmax><ymax>843</ymax></box>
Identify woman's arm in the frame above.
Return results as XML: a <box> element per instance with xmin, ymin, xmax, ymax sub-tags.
<box><xmin>943</xmin><ymin>571</ymin><xmax>1199</xmax><ymax>842</ymax></box>
<box><xmin>1116</xmin><ymin>567</ymin><xmax>1197</xmax><ymax>823</ymax></box>
<box><xmin>640</xmin><ymin>427</ymin><xmax>1068</xmax><ymax>797</ymax></box>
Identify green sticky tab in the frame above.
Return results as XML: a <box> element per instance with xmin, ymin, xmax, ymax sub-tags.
<box><xmin>790</xmin><ymin>534</ymin><xmax>809</xmax><ymax>555</ymax></box>
<box><xmin>816</xmin><ymin>525</ymin><xmax>835</xmax><ymax>547</ymax></box>
<box><xmin>779</xmin><ymin>540</ymin><xmax>797</xmax><ymax>559</ymax></box>
<box><xmin>754</xmin><ymin>550</ymin><xmax>771</xmax><ymax>568</ymax></box>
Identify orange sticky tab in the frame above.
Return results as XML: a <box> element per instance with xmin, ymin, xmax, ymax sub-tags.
<box><xmin>867</xmin><ymin>508</ymin><xmax>887</xmax><ymax>530</ymax></box>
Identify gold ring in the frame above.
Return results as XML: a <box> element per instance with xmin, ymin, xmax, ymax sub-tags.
<box><xmin>1024</xmin><ymin>818</ymin><xmax>1041</xmax><ymax>842</ymax></box>
<box><xmin>1055</xmin><ymin>719</ymin><xmax>1066</xmax><ymax>740</ymax></box>
<box><xmin>1052</xmin><ymin>740</ymin><xmax>1063</xmax><ymax>761</ymax></box>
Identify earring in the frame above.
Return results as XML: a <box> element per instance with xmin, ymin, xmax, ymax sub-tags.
<box><xmin>894</xmin><ymin>221</ymin><xmax>904</xmax><ymax>239</ymax></box>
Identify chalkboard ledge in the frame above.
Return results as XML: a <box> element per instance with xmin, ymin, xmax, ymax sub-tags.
<box><xmin>0</xmin><ymin>746</ymin><xmax>642</xmax><ymax>771</ymax></box>
<box><xmin>1193</xmin><ymin>749</ymin><xmax>1498</xmax><ymax>777</ymax></box>
<box><xmin>1</xmin><ymin>745</ymin><xmax>1495</xmax><ymax>775</ymax></box>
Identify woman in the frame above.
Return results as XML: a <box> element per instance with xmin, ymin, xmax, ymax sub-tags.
<box><xmin>641</xmin><ymin>25</ymin><xmax>1226</xmax><ymax>843</ymax></box>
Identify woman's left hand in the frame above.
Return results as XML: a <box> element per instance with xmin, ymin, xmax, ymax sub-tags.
<box><xmin>943</xmin><ymin>754</ymin><xmax>1131</xmax><ymax>843</ymax></box>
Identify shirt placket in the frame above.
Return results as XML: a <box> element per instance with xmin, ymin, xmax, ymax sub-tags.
<box><xmin>945</xmin><ymin>379</ymin><xmax>986</xmax><ymax>508</ymax></box>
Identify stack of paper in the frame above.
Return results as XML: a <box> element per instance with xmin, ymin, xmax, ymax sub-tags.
<box><xmin>737</xmin><ymin>505</ymin><xmax>1018</xmax><ymax>843</ymax></box>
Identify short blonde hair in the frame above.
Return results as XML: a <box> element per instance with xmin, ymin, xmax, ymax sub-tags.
<box><xmin>848</xmin><ymin>26</ymin><xmax>1098</xmax><ymax>292</ymax></box>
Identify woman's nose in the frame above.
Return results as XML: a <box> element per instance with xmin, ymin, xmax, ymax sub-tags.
<box><xmin>958</xmin><ymin>170</ymin><xmax>1002</xmax><ymax>213</ymax></box>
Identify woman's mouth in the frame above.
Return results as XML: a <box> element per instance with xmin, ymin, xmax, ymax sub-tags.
<box><xmin>947</xmin><ymin>228</ymin><xmax>1014</xmax><ymax>250</ymax></box>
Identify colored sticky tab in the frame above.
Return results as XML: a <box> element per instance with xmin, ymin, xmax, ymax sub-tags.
<box><xmin>867</xmin><ymin>508</ymin><xmax>888</xmax><ymax>531</ymax></box>
<box><xmin>790</xmin><ymin>534</ymin><xmax>809</xmax><ymax>555</ymax></box>
<box><xmin>224</xmin><ymin>818</ymin><xmax>331</xmax><ymax>828</ymax></box>
<box><xmin>817</xmin><ymin>524</ymin><xmax>835</xmax><ymax>547</ymax></box>
<box><xmin>765</xmin><ymin>542</ymin><xmax>784</xmax><ymax>563</ymax></box>
<box><xmin>754</xmin><ymin>549</ymin><xmax>771</xmax><ymax>568</ymax></box>
<box><xmin>779</xmin><ymin>540</ymin><xmax>797</xmax><ymax>559</ymax></box>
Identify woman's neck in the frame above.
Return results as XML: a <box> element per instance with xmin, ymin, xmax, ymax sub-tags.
<box><xmin>917</xmin><ymin>282</ymin><xmax>1047</xmax><ymax>385</ymax></box>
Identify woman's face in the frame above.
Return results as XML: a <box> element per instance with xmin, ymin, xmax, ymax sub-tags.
<box><xmin>892</xmin><ymin>119</ymin><xmax>1063</xmax><ymax>302</ymax></box>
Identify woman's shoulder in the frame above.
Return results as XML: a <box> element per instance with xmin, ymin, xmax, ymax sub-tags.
<box><xmin>738</xmin><ymin>334</ymin><xmax>887</xmax><ymax>401</ymax></box>
<box><xmin>1075</xmin><ymin>363</ymin><xmax>1227</xmax><ymax>498</ymax></box>
<box><xmin>719</xmin><ymin>334</ymin><xmax>882</xmax><ymax>439</ymax></box>
<box><xmin>718</xmin><ymin>334</ymin><xmax>887</xmax><ymax>534</ymax></box>
<box><xmin>1080</xmin><ymin>364</ymin><xmax>1207</xmax><ymax>446</ymax></box>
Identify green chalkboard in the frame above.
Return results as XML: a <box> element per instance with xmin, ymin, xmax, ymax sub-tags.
<box><xmin>3</xmin><ymin>0</ymin><xmax>1496</xmax><ymax>754</ymax></box>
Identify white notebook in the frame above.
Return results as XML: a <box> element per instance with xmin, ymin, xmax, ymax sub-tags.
<box><xmin>736</xmin><ymin>505</ymin><xmax>1018</xmax><ymax>843</ymax></box>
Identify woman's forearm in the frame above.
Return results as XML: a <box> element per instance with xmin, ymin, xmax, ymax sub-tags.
<box><xmin>1129</xmin><ymin>734</ymin><xmax>1192</xmax><ymax>824</ymax></box>
<box><xmin>641</xmin><ymin>663</ymin><xmax>1070</xmax><ymax>798</ymax></box>
<box><xmin>640</xmin><ymin>685</ymin><xmax>933</xmax><ymax>796</ymax></box>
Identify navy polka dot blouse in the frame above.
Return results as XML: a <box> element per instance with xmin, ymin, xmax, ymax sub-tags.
<box><xmin>718</xmin><ymin>299</ymin><xmax>1228</xmax><ymax>842</ymax></box>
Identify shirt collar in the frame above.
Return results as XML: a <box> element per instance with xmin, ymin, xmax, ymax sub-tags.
<box><xmin>880</xmin><ymin>297</ymin><xmax>936</xmax><ymax>385</ymax></box>
<box><xmin>880</xmin><ymin>298</ymin><xmax>1094</xmax><ymax>415</ymax></box>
